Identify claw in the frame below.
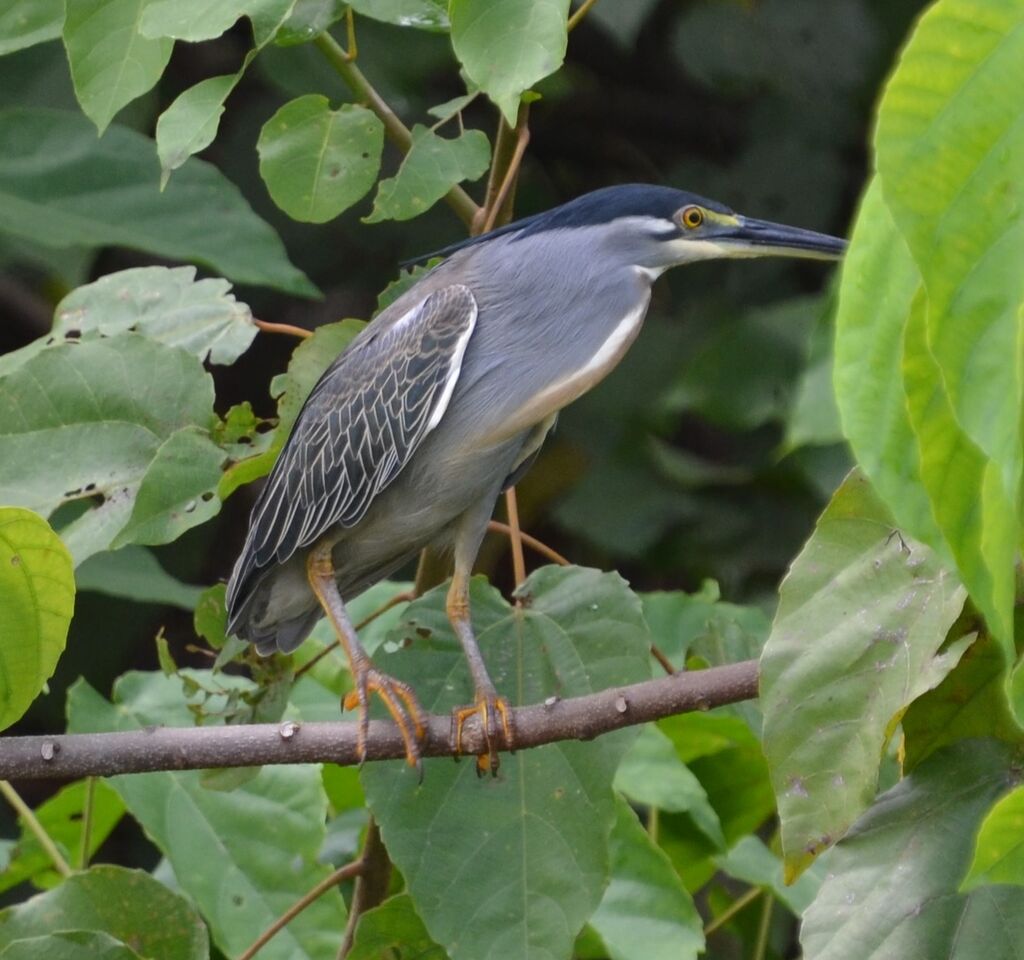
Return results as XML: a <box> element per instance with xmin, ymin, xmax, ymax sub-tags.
<box><xmin>343</xmin><ymin>665</ymin><xmax>428</xmax><ymax>774</ymax></box>
<box><xmin>451</xmin><ymin>690</ymin><xmax>514</xmax><ymax>776</ymax></box>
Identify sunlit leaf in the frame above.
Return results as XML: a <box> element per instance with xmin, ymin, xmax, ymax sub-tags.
<box><xmin>348</xmin><ymin>0</ymin><xmax>448</xmax><ymax>31</ymax></box>
<box><xmin>0</xmin><ymin>931</ymin><xmax>144</xmax><ymax>960</ymax></box>
<box><xmin>141</xmin><ymin>0</ymin><xmax>294</xmax><ymax>45</ymax></box>
<box><xmin>0</xmin><ymin>0</ymin><xmax>63</xmax><ymax>55</ymax></box>
<box><xmin>0</xmin><ymin>507</ymin><xmax>74</xmax><ymax>731</ymax></box>
<box><xmin>964</xmin><ymin>782</ymin><xmax>1024</xmax><ymax>889</ymax></box>
<box><xmin>156</xmin><ymin>73</ymin><xmax>242</xmax><ymax>184</ymax></box>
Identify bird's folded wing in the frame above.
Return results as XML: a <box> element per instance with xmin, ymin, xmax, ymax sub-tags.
<box><xmin>243</xmin><ymin>284</ymin><xmax>478</xmax><ymax>571</ymax></box>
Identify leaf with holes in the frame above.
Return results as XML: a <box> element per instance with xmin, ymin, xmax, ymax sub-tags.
<box><xmin>0</xmin><ymin>508</ymin><xmax>74</xmax><ymax>731</ymax></box>
<box><xmin>259</xmin><ymin>96</ymin><xmax>384</xmax><ymax>223</ymax></box>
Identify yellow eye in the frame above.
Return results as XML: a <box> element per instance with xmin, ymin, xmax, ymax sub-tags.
<box><xmin>681</xmin><ymin>205</ymin><xmax>704</xmax><ymax>229</ymax></box>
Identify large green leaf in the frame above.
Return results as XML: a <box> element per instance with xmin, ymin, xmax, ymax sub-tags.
<box><xmin>588</xmin><ymin>797</ymin><xmax>703</xmax><ymax>960</ymax></box>
<box><xmin>219</xmin><ymin>319</ymin><xmax>364</xmax><ymax>497</ymax></box>
<box><xmin>361</xmin><ymin>567</ymin><xmax>651</xmax><ymax>960</ymax></box>
<box><xmin>0</xmin><ymin>864</ymin><xmax>208</xmax><ymax>960</ymax></box>
<box><xmin>364</xmin><ymin>125</ymin><xmax>489</xmax><ymax>223</ymax></box>
<box><xmin>963</xmin><ymin>783</ymin><xmax>1024</xmax><ymax>889</ymax></box>
<box><xmin>258</xmin><ymin>95</ymin><xmax>384</xmax><ymax>223</ymax></box>
<box><xmin>76</xmin><ymin>546</ymin><xmax>203</xmax><ymax>609</ymax></box>
<box><xmin>801</xmin><ymin>741</ymin><xmax>1023</xmax><ymax>960</ymax></box>
<box><xmin>67</xmin><ymin>673</ymin><xmax>345</xmax><ymax>960</ymax></box>
<box><xmin>63</xmin><ymin>0</ymin><xmax>173</xmax><ymax>133</ymax></box>
<box><xmin>0</xmin><ymin>336</ymin><xmax>219</xmax><ymax>563</ymax></box>
<box><xmin>450</xmin><ymin>0</ymin><xmax>570</xmax><ymax>124</ymax></box>
<box><xmin>761</xmin><ymin>471</ymin><xmax>970</xmax><ymax>879</ymax></box>
<box><xmin>0</xmin><ymin>780</ymin><xmax>125</xmax><ymax>894</ymax></box>
<box><xmin>0</xmin><ymin>108</ymin><xmax>315</xmax><ymax>296</ymax></box>
<box><xmin>0</xmin><ymin>507</ymin><xmax>74</xmax><ymax>731</ymax></box>
<box><xmin>0</xmin><ymin>0</ymin><xmax>63</xmax><ymax>55</ymax></box>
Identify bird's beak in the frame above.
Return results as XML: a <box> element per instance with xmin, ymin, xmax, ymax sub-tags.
<box><xmin>715</xmin><ymin>215</ymin><xmax>847</xmax><ymax>261</ymax></box>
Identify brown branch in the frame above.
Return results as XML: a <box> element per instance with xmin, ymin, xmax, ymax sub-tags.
<box><xmin>338</xmin><ymin>818</ymin><xmax>390</xmax><ymax>959</ymax></box>
<box><xmin>238</xmin><ymin>858</ymin><xmax>364</xmax><ymax>960</ymax></box>
<box><xmin>567</xmin><ymin>0</ymin><xmax>600</xmax><ymax>32</ymax></box>
<box><xmin>254</xmin><ymin>319</ymin><xmax>313</xmax><ymax>339</ymax></box>
<box><xmin>0</xmin><ymin>661</ymin><xmax>758</xmax><ymax>781</ymax></box>
<box><xmin>503</xmin><ymin>489</ymin><xmax>527</xmax><ymax>589</ymax></box>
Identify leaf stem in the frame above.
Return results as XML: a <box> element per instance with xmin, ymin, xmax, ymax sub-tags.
<box><xmin>238</xmin><ymin>858</ymin><xmax>365</xmax><ymax>960</ymax></box>
<box><xmin>487</xmin><ymin>519</ymin><xmax>570</xmax><ymax>566</ymax></box>
<box><xmin>703</xmin><ymin>885</ymin><xmax>762</xmax><ymax>936</ymax></box>
<box><xmin>504</xmin><ymin>489</ymin><xmax>527</xmax><ymax>590</ymax></box>
<box><xmin>254</xmin><ymin>318</ymin><xmax>312</xmax><ymax>339</ymax></box>
<box><xmin>568</xmin><ymin>0</ymin><xmax>600</xmax><ymax>32</ymax></box>
<box><xmin>753</xmin><ymin>891</ymin><xmax>774</xmax><ymax>960</ymax></box>
<box><xmin>313</xmin><ymin>33</ymin><xmax>480</xmax><ymax>229</ymax></box>
<box><xmin>0</xmin><ymin>779</ymin><xmax>72</xmax><ymax>878</ymax></box>
<box><xmin>78</xmin><ymin>776</ymin><xmax>96</xmax><ymax>868</ymax></box>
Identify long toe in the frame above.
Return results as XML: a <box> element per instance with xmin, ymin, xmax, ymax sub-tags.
<box><xmin>342</xmin><ymin>666</ymin><xmax>426</xmax><ymax>772</ymax></box>
<box><xmin>452</xmin><ymin>691</ymin><xmax>514</xmax><ymax>777</ymax></box>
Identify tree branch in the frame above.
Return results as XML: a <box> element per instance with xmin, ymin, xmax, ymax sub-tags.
<box><xmin>0</xmin><ymin>661</ymin><xmax>758</xmax><ymax>781</ymax></box>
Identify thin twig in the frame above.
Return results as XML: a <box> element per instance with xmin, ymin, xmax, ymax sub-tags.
<box><xmin>293</xmin><ymin>590</ymin><xmax>415</xmax><ymax>680</ymax></box>
<box><xmin>753</xmin><ymin>890</ymin><xmax>774</xmax><ymax>960</ymax></box>
<box><xmin>0</xmin><ymin>660</ymin><xmax>760</xmax><ymax>780</ymax></box>
<box><xmin>704</xmin><ymin>886</ymin><xmax>762</xmax><ymax>936</ymax></box>
<box><xmin>238</xmin><ymin>858</ymin><xmax>365</xmax><ymax>960</ymax></box>
<box><xmin>650</xmin><ymin>643</ymin><xmax>676</xmax><ymax>676</ymax></box>
<box><xmin>487</xmin><ymin>520</ymin><xmax>570</xmax><ymax>566</ymax></box>
<box><xmin>338</xmin><ymin>818</ymin><xmax>391</xmax><ymax>959</ymax></box>
<box><xmin>254</xmin><ymin>319</ymin><xmax>312</xmax><ymax>339</ymax></box>
<box><xmin>504</xmin><ymin>489</ymin><xmax>527</xmax><ymax>589</ymax></box>
<box><xmin>0</xmin><ymin>780</ymin><xmax>72</xmax><ymax>877</ymax></box>
<box><xmin>567</xmin><ymin>0</ymin><xmax>600</xmax><ymax>32</ymax></box>
<box><xmin>78</xmin><ymin>776</ymin><xmax>96</xmax><ymax>868</ymax></box>
<box><xmin>481</xmin><ymin>112</ymin><xmax>531</xmax><ymax>234</ymax></box>
<box><xmin>313</xmin><ymin>33</ymin><xmax>479</xmax><ymax>229</ymax></box>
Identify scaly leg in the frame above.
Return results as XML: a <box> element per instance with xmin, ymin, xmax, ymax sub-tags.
<box><xmin>306</xmin><ymin>542</ymin><xmax>427</xmax><ymax>773</ymax></box>
<box><xmin>448</xmin><ymin>565</ymin><xmax>514</xmax><ymax>776</ymax></box>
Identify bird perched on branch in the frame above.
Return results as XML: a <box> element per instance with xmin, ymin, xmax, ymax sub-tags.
<box><xmin>226</xmin><ymin>183</ymin><xmax>846</xmax><ymax>775</ymax></box>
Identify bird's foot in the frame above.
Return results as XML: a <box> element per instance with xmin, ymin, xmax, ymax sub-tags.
<box><xmin>342</xmin><ymin>666</ymin><xmax>427</xmax><ymax>775</ymax></box>
<box><xmin>450</xmin><ymin>689</ymin><xmax>514</xmax><ymax>776</ymax></box>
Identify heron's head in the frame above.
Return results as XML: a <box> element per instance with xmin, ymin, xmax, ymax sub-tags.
<box><xmin>523</xmin><ymin>184</ymin><xmax>847</xmax><ymax>276</ymax></box>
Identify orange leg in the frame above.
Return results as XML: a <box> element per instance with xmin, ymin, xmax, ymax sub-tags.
<box><xmin>447</xmin><ymin>568</ymin><xmax>514</xmax><ymax>775</ymax></box>
<box><xmin>307</xmin><ymin>542</ymin><xmax>427</xmax><ymax>773</ymax></box>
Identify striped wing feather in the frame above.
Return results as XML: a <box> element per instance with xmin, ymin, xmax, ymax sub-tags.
<box><xmin>228</xmin><ymin>284</ymin><xmax>477</xmax><ymax>609</ymax></box>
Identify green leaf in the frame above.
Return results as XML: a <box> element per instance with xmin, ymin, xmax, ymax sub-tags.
<box><xmin>613</xmin><ymin>725</ymin><xmax>725</xmax><ymax>849</ymax></box>
<box><xmin>58</xmin><ymin>267</ymin><xmax>257</xmax><ymax>365</ymax></box>
<box><xmin>156</xmin><ymin>73</ymin><xmax>242</xmax><ymax>185</ymax></box>
<box><xmin>902</xmin><ymin>630</ymin><xmax>1023</xmax><ymax>770</ymax></box>
<box><xmin>67</xmin><ymin>673</ymin><xmax>344</xmax><ymax>960</ymax></box>
<box><xmin>588</xmin><ymin>797</ymin><xmax>703</xmax><ymax>960</ymax></box>
<box><xmin>715</xmin><ymin>835</ymin><xmax>822</xmax><ymax>915</ymax></box>
<box><xmin>0</xmin><ymin>108</ymin><xmax>315</xmax><ymax>296</ymax></box>
<box><xmin>760</xmin><ymin>470</ymin><xmax>970</xmax><ymax>879</ymax></box>
<box><xmin>0</xmin><ymin>931</ymin><xmax>143</xmax><ymax>960</ymax></box>
<box><xmin>964</xmin><ymin>784</ymin><xmax>1024</xmax><ymax>889</ymax></box>
<box><xmin>0</xmin><ymin>337</ymin><xmax>218</xmax><ymax>563</ymax></box>
<box><xmin>0</xmin><ymin>780</ymin><xmax>125</xmax><ymax>894</ymax></box>
<box><xmin>784</xmin><ymin>314</ymin><xmax>843</xmax><ymax>449</ymax></box>
<box><xmin>426</xmin><ymin>91</ymin><xmax>477</xmax><ymax>121</ymax></box>
<box><xmin>0</xmin><ymin>0</ymin><xmax>63</xmax><ymax>55</ymax></box>
<box><xmin>0</xmin><ymin>864</ymin><xmax>209</xmax><ymax>960</ymax></box>
<box><xmin>364</xmin><ymin>125</ymin><xmax>489</xmax><ymax>222</ymax></box>
<box><xmin>219</xmin><ymin>319</ymin><xmax>364</xmax><ymax>497</ymax></box>
<box><xmin>348</xmin><ymin>0</ymin><xmax>449</xmax><ymax>31</ymax></box>
<box><xmin>112</xmin><ymin>427</ymin><xmax>226</xmax><ymax>548</ymax></box>
<box><xmin>194</xmin><ymin>583</ymin><xmax>228</xmax><ymax>649</ymax></box>
<box><xmin>75</xmin><ymin>546</ymin><xmax>202</xmax><ymax>610</ymax></box>
<box><xmin>361</xmin><ymin>566</ymin><xmax>651</xmax><ymax>960</ymax></box>
<box><xmin>375</xmin><ymin>261</ymin><xmax>439</xmax><ymax>313</ymax></box>
<box><xmin>0</xmin><ymin>507</ymin><xmax>74</xmax><ymax>731</ymax></box>
<box><xmin>801</xmin><ymin>741</ymin><xmax>1024</xmax><ymax>960</ymax></box>
<box><xmin>450</xmin><ymin>0</ymin><xmax>570</xmax><ymax>124</ymax></box>
<box><xmin>833</xmin><ymin>179</ymin><xmax>940</xmax><ymax>544</ymax></box>
<box><xmin>276</xmin><ymin>0</ymin><xmax>347</xmax><ymax>45</ymax></box>
<box><xmin>141</xmin><ymin>0</ymin><xmax>294</xmax><ymax>45</ymax></box>
<box><xmin>63</xmin><ymin>0</ymin><xmax>173</xmax><ymax>133</ymax></box>
<box><xmin>258</xmin><ymin>95</ymin><xmax>385</xmax><ymax>223</ymax></box>
<box><xmin>347</xmin><ymin>895</ymin><xmax>447</xmax><ymax>960</ymax></box>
